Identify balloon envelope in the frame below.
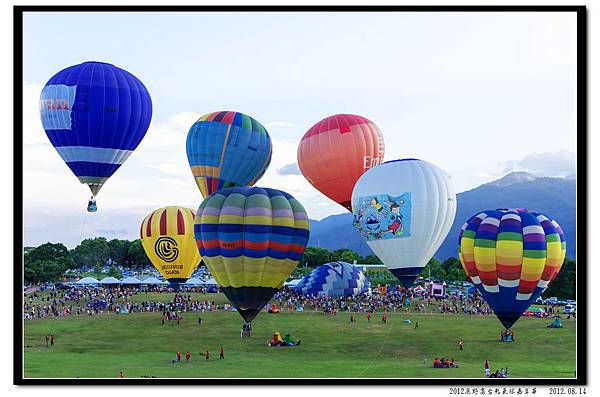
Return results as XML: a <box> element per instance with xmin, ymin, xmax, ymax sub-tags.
<box><xmin>297</xmin><ymin>114</ymin><xmax>384</xmax><ymax>211</ymax></box>
<box><xmin>140</xmin><ymin>206</ymin><xmax>201</xmax><ymax>284</ymax></box>
<box><xmin>40</xmin><ymin>61</ymin><xmax>152</xmax><ymax>196</ymax></box>
<box><xmin>186</xmin><ymin>111</ymin><xmax>273</xmax><ymax>198</ymax></box>
<box><xmin>458</xmin><ymin>208</ymin><xmax>566</xmax><ymax>329</ymax></box>
<box><xmin>295</xmin><ymin>261</ymin><xmax>370</xmax><ymax>298</ymax></box>
<box><xmin>194</xmin><ymin>186</ymin><xmax>310</xmax><ymax>322</ymax></box>
<box><xmin>351</xmin><ymin>159</ymin><xmax>456</xmax><ymax>288</ymax></box>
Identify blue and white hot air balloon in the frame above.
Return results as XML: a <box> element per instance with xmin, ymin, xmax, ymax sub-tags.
<box><xmin>295</xmin><ymin>262</ymin><xmax>370</xmax><ymax>297</ymax></box>
<box><xmin>40</xmin><ymin>61</ymin><xmax>153</xmax><ymax>211</ymax></box>
<box><xmin>351</xmin><ymin>159</ymin><xmax>456</xmax><ymax>288</ymax></box>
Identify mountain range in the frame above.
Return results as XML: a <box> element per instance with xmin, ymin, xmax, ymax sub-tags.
<box><xmin>308</xmin><ymin>172</ymin><xmax>576</xmax><ymax>261</ymax></box>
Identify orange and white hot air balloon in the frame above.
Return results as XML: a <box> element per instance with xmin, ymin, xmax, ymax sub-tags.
<box><xmin>297</xmin><ymin>114</ymin><xmax>385</xmax><ymax>211</ymax></box>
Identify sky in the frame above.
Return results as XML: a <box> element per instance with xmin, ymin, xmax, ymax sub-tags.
<box><xmin>22</xmin><ymin>11</ymin><xmax>578</xmax><ymax>248</ymax></box>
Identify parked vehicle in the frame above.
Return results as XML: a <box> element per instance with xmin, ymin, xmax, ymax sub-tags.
<box><xmin>564</xmin><ymin>305</ymin><xmax>576</xmax><ymax>314</ymax></box>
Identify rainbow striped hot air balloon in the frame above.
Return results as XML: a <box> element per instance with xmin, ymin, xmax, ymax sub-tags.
<box><xmin>458</xmin><ymin>208</ymin><xmax>566</xmax><ymax>329</ymax></box>
<box><xmin>194</xmin><ymin>186</ymin><xmax>310</xmax><ymax>323</ymax></box>
<box><xmin>186</xmin><ymin>111</ymin><xmax>273</xmax><ymax>198</ymax></box>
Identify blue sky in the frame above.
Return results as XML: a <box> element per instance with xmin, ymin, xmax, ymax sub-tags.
<box><xmin>22</xmin><ymin>11</ymin><xmax>577</xmax><ymax>248</ymax></box>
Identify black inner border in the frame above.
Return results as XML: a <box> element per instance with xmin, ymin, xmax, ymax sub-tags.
<box><xmin>13</xmin><ymin>4</ymin><xmax>588</xmax><ymax>386</ymax></box>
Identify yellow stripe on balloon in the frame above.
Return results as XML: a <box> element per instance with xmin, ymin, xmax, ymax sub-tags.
<box><xmin>520</xmin><ymin>257</ymin><xmax>546</xmax><ymax>281</ymax></box>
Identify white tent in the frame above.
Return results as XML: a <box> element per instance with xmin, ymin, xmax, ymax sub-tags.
<box><xmin>284</xmin><ymin>279</ymin><xmax>302</xmax><ymax>287</ymax></box>
<box><xmin>99</xmin><ymin>277</ymin><xmax>121</xmax><ymax>285</ymax></box>
<box><xmin>140</xmin><ymin>276</ymin><xmax>167</xmax><ymax>285</ymax></box>
<box><xmin>120</xmin><ymin>276</ymin><xmax>142</xmax><ymax>284</ymax></box>
<box><xmin>76</xmin><ymin>277</ymin><xmax>99</xmax><ymax>285</ymax></box>
<box><xmin>185</xmin><ymin>278</ymin><xmax>203</xmax><ymax>286</ymax></box>
<box><xmin>204</xmin><ymin>278</ymin><xmax>217</xmax><ymax>286</ymax></box>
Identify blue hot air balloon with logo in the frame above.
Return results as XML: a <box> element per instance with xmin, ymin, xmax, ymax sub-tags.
<box><xmin>39</xmin><ymin>61</ymin><xmax>153</xmax><ymax>211</ymax></box>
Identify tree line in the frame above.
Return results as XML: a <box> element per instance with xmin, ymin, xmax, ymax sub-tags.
<box><xmin>23</xmin><ymin>238</ymin><xmax>577</xmax><ymax>299</ymax></box>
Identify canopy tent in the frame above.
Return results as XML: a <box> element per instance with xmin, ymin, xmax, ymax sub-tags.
<box><xmin>76</xmin><ymin>277</ymin><xmax>99</xmax><ymax>285</ymax></box>
<box><xmin>204</xmin><ymin>278</ymin><xmax>217</xmax><ymax>286</ymax></box>
<box><xmin>99</xmin><ymin>277</ymin><xmax>121</xmax><ymax>285</ymax></box>
<box><xmin>140</xmin><ymin>276</ymin><xmax>167</xmax><ymax>285</ymax></box>
<box><xmin>185</xmin><ymin>278</ymin><xmax>203</xmax><ymax>286</ymax></box>
<box><xmin>120</xmin><ymin>276</ymin><xmax>142</xmax><ymax>284</ymax></box>
<box><xmin>284</xmin><ymin>279</ymin><xmax>302</xmax><ymax>287</ymax></box>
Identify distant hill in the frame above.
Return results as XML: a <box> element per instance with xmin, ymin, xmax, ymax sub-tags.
<box><xmin>308</xmin><ymin>172</ymin><xmax>576</xmax><ymax>260</ymax></box>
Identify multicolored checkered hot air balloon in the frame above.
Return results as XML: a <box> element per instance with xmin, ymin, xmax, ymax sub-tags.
<box><xmin>194</xmin><ymin>186</ymin><xmax>310</xmax><ymax>323</ymax></box>
<box><xmin>140</xmin><ymin>206</ymin><xmax>201</xmax><ymax>287</ymax></box>
<box><xmin>40</xmin><ymin>61</ymin><xmax>152</xmax><ymax>210</ymax></box>
<box><xmin>295</xmin><ymin>262</ymin><xmax>370</xmax><ymax>298</ymax></box>
<box><xmin>458</xmin><ymin>208</ymin><xmax>567</xmax><ymax>329</ymax></box>
<box><xmin>297</xmin><ymin>114</ymin><xmax>385</xmax><ymax>211</ymax></box>
<box><xmin>186</xmin><ymin>111</ymin><xmax>273</xmax><ymax>198</ymax></box>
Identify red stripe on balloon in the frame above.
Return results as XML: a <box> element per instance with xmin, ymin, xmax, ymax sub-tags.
<box><xmin>145</xmin><ymin>212</ymin><xmax>154</xmax><ymax>237</ymax></box>
<box><xmin>177</xmin><ymin>209</ymin><xmax>185</xmax><ymax>235</ymax></box>
<box><xmin>159</xmin><ymin>210</ymin><xmax>167</xmax><ymax>235</ymax></box>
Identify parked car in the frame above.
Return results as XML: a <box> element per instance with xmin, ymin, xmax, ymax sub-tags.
<box><xmin>564</xmin><ymin>305</ymin><xmax>576</xmax><ymax>314</ymax></box>
<box><xmin>545</xmin><ymin>297</ymin><xmax>558</xmax><ymax>305</ymax></box>
<box><xmin>566</xmin><ymin>300</ymin><xmax>576</xmax><ymax>306</ymax></box>
<box><xmin>54</xmin><ymin>283</ymin><xmax>71</xmax><ymax>290</ymax></box>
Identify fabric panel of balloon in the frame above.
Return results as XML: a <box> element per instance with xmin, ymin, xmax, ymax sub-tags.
<box><xmin>297</xmin><ymin>114</ymin><xmax>384</xmax><ymax>211</ymax></box>
<box><xmin>295</xmin><ymin>261</ymin><xmax>370</xmax><ymax>298</ymax></box>
<box><xmin>40</xmin><ymin>61</ymin><xmax>152</xmax><ymax>199</ymax></box>
<box><xmin>186</xmin><ymin>111</ymin><xmax>273</xmax><ymax>198</ymax></box>
<box><xmin>194</xmin><ymin>186</ymin><xmax>310</xmax><ymax>323</ymax></box>
<box><xmin>140</xmin><ymin>206</ymin><xmax>201</xmax><ymax>285</ymax></box>
<box><xmin>352</xmin><ymin>159</ymin><xmax>456</xmax><ymax>288</ymax></box>
<box><xmin>458</xmin><ymin>208</ymin><xmax>566</xmax><ymax>329</ymax></box>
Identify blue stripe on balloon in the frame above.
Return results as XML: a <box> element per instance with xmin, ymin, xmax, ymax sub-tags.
<box><xmin>65</xmin><ymin>161</ymin><xmax>121</xmax><ymax>178</ymax></box>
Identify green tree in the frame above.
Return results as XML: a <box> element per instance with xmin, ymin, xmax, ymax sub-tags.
<box><xmin>542</xmin><ymin>258</ymin><xmax>576</xmax><ymax>300</ymax></box>
<box><xmin>360</xmin><ymin>255</ymin><xmax>381</xmax><ymax>264</ymax></box>
<box><xmin>23</xmin><ymin>242</ymin><xmax>74</xmax><ymax>283</ymax></box>
<box><xmin>300</xmin><ymin>247</ymin><xmax>332</xmax><ymax>268</ymax></box>
<box><xmin>72</xmin><ymin>237</ymin><xmax>110</xmax><ymax>268</ymax></box>
<box><xmin>420</xmin><ymin>257</ymin><xmax>445</xmax><ymax>280</ymax></box>
<box><xmin>108</xmin><ymin>239</ymin><xmax>131</xmax><ymax>266</ymax></box>
<box><xmin>331</xmin><ymin>248</ymin><xmax>360</xmax><ymax>264</ymax></box>
<box><xmin>125</xmin><ymin>239</ymin><xmax>151</xmax><ymax>269</ymax></box>
<box><xmin>442</xmin><ymin>257</ymin><xmax>467</xmax><ymax>282</ymax></box>
<box><xmin>107</xmin><ymin>265</ymin><xmax>122</xmax><ymax>279</ymax></box>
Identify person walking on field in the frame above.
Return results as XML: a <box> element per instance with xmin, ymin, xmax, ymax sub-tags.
<box><xmin>44</xmin><ymin>335</ymin><xmax>49</xmax><ymax>348</ymax></box>
<box><xmin>220</xmin><ymin>347</ymin><xmax>224</xmax><ymax>360</ymax></box>
<box><xmin>50</xmin><ymin>334</ymin><xmax>55</xmax><ymax>346</ymax></box>
<box><xmin>185</xmin><ymin>351</ymin><xmax>191</xmax><ymax>362</ymax></box>
<box><xmin>176</xmin><ymin>351</ymin><xmax>181</xmax><ymax>362</ymax></box>
<box><xmin>459</xmin><ymin>339</ymin><xmax>464</xmax><ymax>350</ymax></box>
<box><xmin>367</xmin><ymin>313</ymin><xmax>371</xmax><ymax>322</ymax></box>
<box><xmin>205</xmin><ymin>350</ymin><xmax>210</xmax><ymax>361</ymax></box>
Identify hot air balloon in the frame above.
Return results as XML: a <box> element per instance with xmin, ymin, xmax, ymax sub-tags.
<box><xmin>194</xmin><ymin>186</ymin><xmax>309</xmax><ymax>323</ymax></box>
<box><xmin>186</xmin><ymin>111</ymin><xmax>273</xmax><ymax>198</ymax></box>
<box><xmin>458</xmin><ymin>208</ymin><xmax>567</xmax><ymax>329</ymax></box>
<box><xmin>297</xmin><ymin>114</ymin><xmax>385</xmax><ymax>211</ymax></box>
<box><xmin>140</xmin><ymin>206</ymin><xmax>201</xmax><ymax>287</ymax></box>
<box><xmin>351</xmin><ymin>159</ymin><xmax>456</xmax><ymax>288</ymax></box>
<box><xmin>295</xmin><ymin>261</ymin><xmax>370</xmax><ymax>298</ymax></box>
<box><xmin>40</xmin><ymin>61</ymin><xmax>152</xmax><ymax>211</ymax></box>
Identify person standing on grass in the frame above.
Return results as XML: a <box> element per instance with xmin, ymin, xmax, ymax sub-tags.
<box><xmin>120</xmin><ymin>371</ymin><xmax>124</xmax><ymax>378</ymax></box>
<box><xmin>459</xmin><ymin>339</ymin><xmax>464</xmax><ymax>350</ymax></box>
<box><xmin>367</xmin><ymin>313</ymin><xmax>371</xmax><ymax>322</ymax></box>
<box><xmin>44</xmin><ymin>335</ymin><xmax>49</xmax><ymax>348</ymax></box>
<box><xmin>50</xmin><ymin>334</ymin><xmax>55</xmax><ymax>346</ymax></box>
<box><xmin>176</xmin><ymin>351</ymin><xmax>181</xmax><ymax>362</ymax></box>
<box><xmin>185</xmin><ymin>351</ymin><xmax>191</xmax><ymax>362</ymax></box>
<box><xmin>220</xmin><ymin>347</ymin><xmax>224</xmax><ymax>360</ymax></box>
<box><xmin>205</xmin><ymin>350</ymin><xmax>210</xmax><ymax>361</ymax></box>
<box><xmin>415</xmin><ymin>320</ymin><xmax>419</xmax><ymax>329</ymax></box>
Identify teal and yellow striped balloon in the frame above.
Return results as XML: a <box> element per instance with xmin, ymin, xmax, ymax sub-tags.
<box><xmin>194</xmin><ymin>186</ymin><xmax>310</xmax><ymax>322</ymax></box>
<box><xmin>458</xmin><ymin>208</ymin><xmax>566</xmax><ymax>329</ymax></box>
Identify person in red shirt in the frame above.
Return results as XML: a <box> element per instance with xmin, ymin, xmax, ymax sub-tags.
<box><xmin>219</xmin><ymin>347</ymin><xmax>224</xmax><ymax>359</ymax></box>
<box><xmin>205</xmin><ymin>350</ymin><xmax>210</xmax><ymax>361</ymax></box>
<box><xmin>120</xmin><ymin>371</ymin><xmax>124</xmax><ymax>378</ymax></box>
<box><xmin>176</xmin><ymin>351</ymin><xmax>181</xmax><ymax>361</ymax></box>
<box><xmin>367</xmin><ymin>313</ymin><xmax>371</xmax><ymax>322</ymax></box>
<box><xmin>185</xmin><ymin>351</ymin><xmax>191</xmax><ymax>362</ymax></box>
<box><xmin>484</xmin><ymin>359</ymin><xmax>489</xmax><ymax>369</ymax></box>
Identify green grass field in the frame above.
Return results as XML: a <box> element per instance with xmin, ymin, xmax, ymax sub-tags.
<box><xmin>23</xmin><ymin>293</ymin><xmax>576</xmax><ymax>379</ymax></box>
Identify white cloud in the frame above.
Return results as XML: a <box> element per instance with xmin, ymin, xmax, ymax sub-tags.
<box><xmin>265</xmin><ymin>121</ymin><xmax>293</xmax><ymax>129</ymax></box>
<box><xmin>501</xmin><ymin>150</ymin><xmax>576</xmax><ymax>178</ymax></box>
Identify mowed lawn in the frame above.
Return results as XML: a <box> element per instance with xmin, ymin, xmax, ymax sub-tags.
<box><xmin>23</xmin><ymin>293</ymin><xmax>576</xmax><ymax>379</ymax></box>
